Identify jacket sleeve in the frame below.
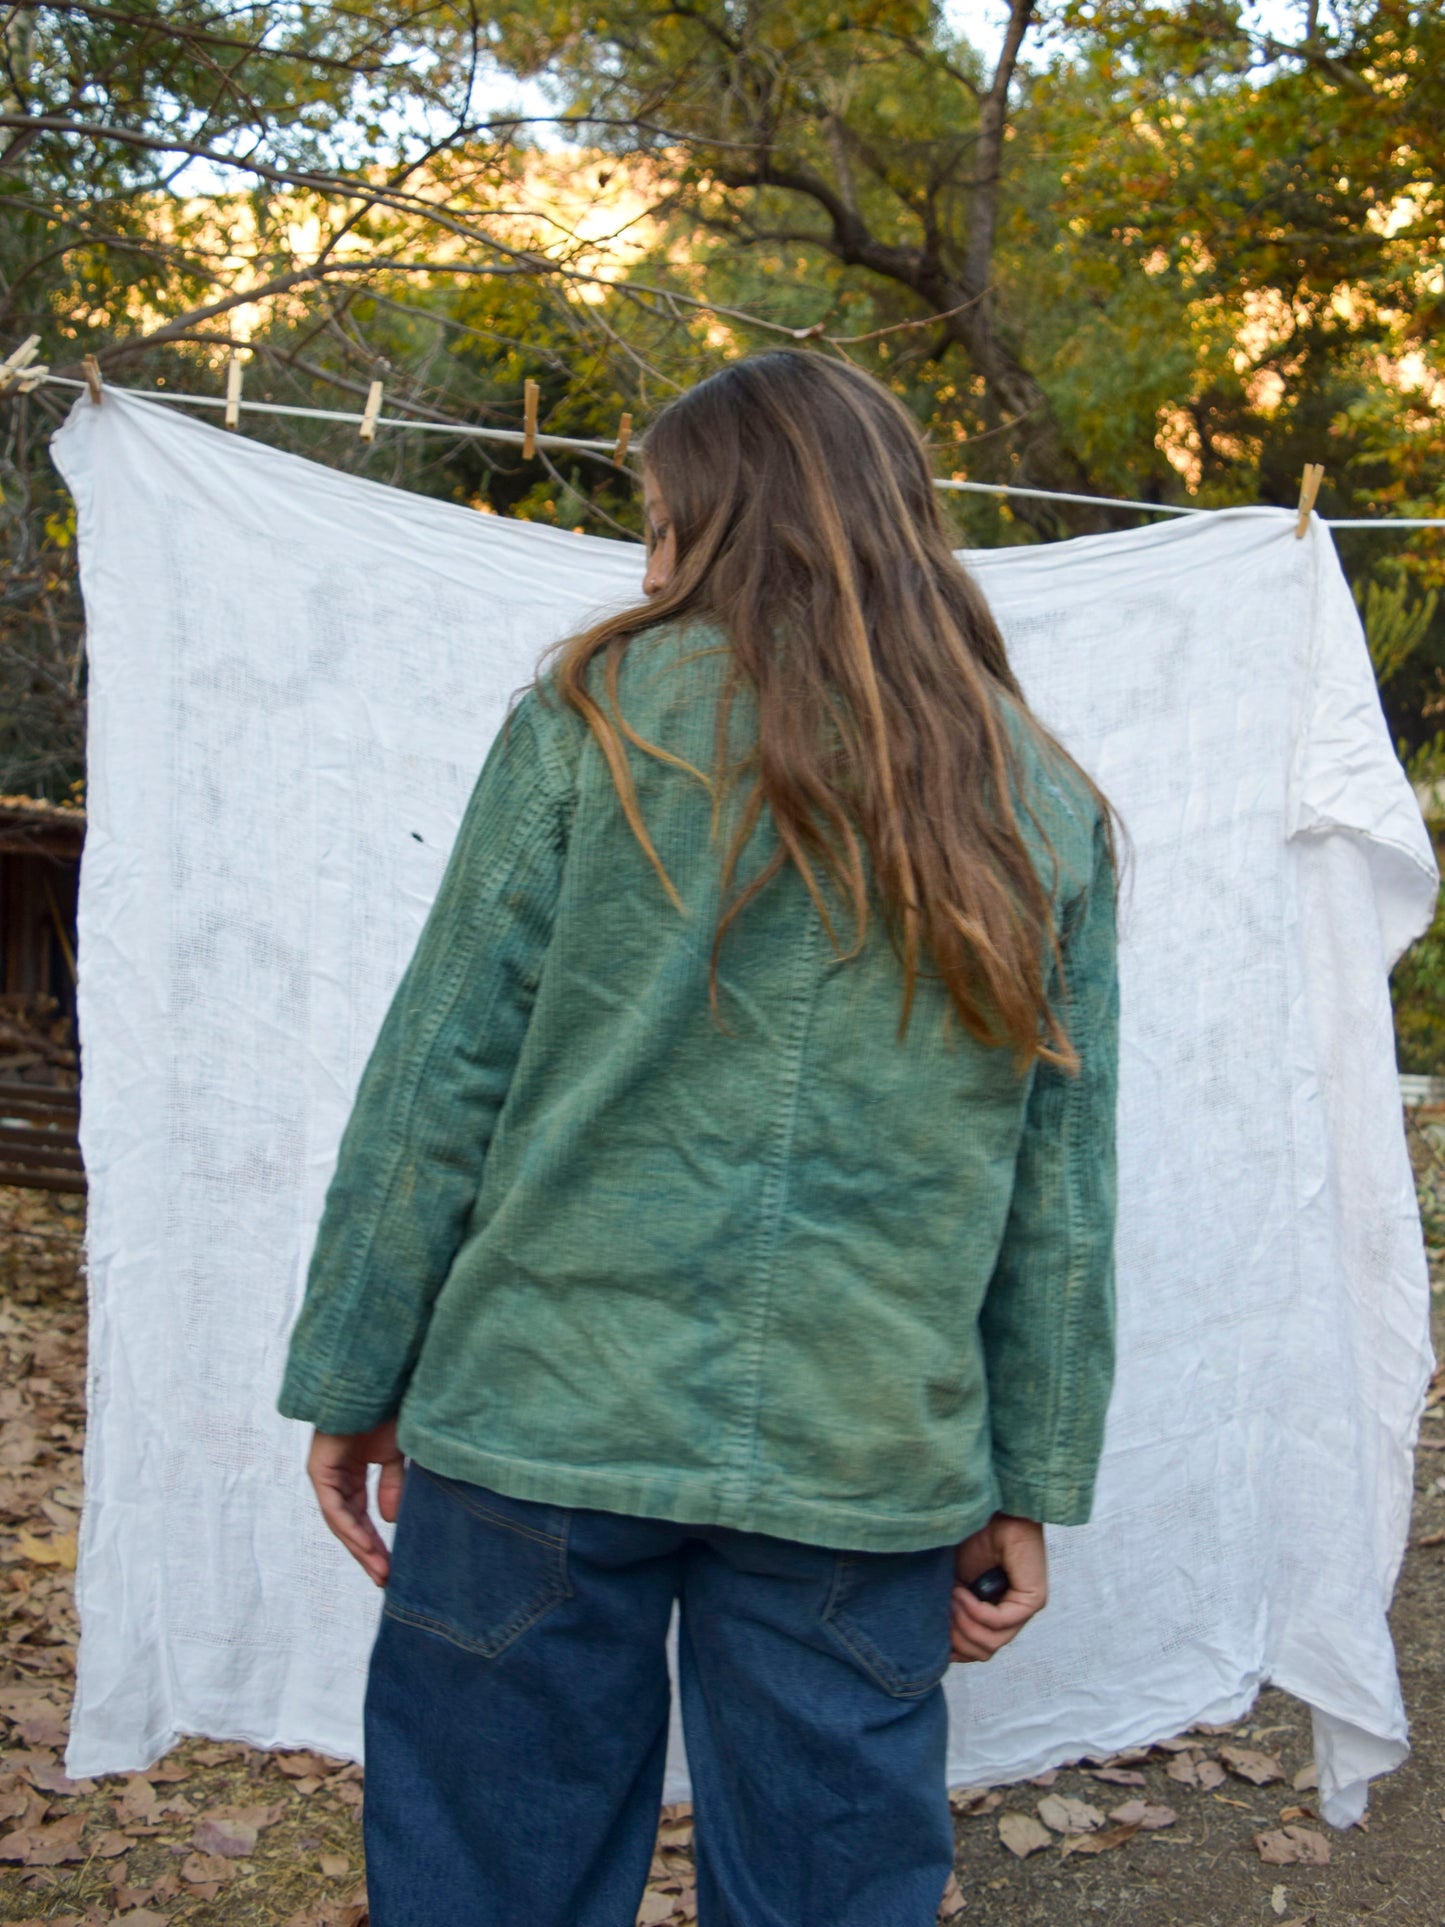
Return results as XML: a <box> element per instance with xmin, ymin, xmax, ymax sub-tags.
<box><xmin>979</xmin><ymin>808</ymin><xmax>1120</xmax><ymax>1525</ymax></box>
<box><xmin>276</xmin><ymin>693</ymin><xmax>574</xmax><ymax>1434</ymax></box>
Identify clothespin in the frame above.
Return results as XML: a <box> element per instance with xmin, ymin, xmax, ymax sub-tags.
<box><xmin>522</xmin><ymin>378</ymin><xmax>539</xmax><ymax>459</ymax></box>
<box><xmin>614</xmin><ymin>411</ymin><xmax>633</xmax><ymax>464</ymax></box>
<box><xmin>1294</xmin><ymin>462</ymin><xmax>1325</xmax><ymax>538</ymax></box>
<box><xmin>359</xmin><ymin>377</ymin><xmax>384</xmax><ymax>442</ymax></box>
<box><xmin>0</xmin><ymin>334</ymin><xmax>41</xmax><ymax>397</ymax></box>
<box><xmin>224</xmin><ymin>352</ymin><xmax>244</xmax><ymax>430</ymax></box>
<box><xmin>81</xmin><ymin>355</ymin><xmax>103</xmax><ymax>405</ymax></box>
<box><xmin>14</xmin><ymin>363</ymin><xmax>49</xmax><ymax>394</ymax></box>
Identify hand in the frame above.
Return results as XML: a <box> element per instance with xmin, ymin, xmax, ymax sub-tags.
<box><xmin>307</xmin><ymin>1419</ymin><xmax>406</xmax><ymax>1588</ymax></box>
<box><xmin>950</xmin><ymin>1513</ymin><xmax>1048</xmax><ymax>1663</ymax></box>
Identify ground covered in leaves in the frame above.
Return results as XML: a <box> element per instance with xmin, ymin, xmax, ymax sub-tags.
<box><xmin>0</xmin><ymin>1114</ymin><xmax>1442</xmax><ymax>1926</ymax></box>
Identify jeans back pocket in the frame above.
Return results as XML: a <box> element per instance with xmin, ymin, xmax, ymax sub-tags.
<box><xmin>383</xmin><ymin>1467</ymin><xmax>572</xmax><ymax>1659</ymax></box>
<box><xmin>820</xmin><ymin>1545</ymin><xmax>955</xmax><ymax>1698</ymax></box>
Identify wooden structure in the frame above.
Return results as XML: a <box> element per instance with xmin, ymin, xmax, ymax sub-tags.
<box><xmin>0</xmin><ymin>795</ymin><xmax>84</xmax><ymax>1192</ymax></box>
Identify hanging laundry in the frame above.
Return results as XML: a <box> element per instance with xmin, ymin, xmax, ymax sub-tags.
<box><xmin>51</xmin><ymin>390</ymin><xmax>1436</xmax><ymax>1826</ymax></box>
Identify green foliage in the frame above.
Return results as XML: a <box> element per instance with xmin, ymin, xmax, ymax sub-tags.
<box><xmin>3</xmin><ymin>0</ymin><xmax>1444</xmax><ymax>788</ymax></box>
<box><xmin>1392</xmin><ymin>734</ymin><xmax>1445</xmax><ymax>1076</ymax></box>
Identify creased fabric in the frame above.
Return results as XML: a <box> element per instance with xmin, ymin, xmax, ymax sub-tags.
<box><xmin>51</xmin><ymin>391</ymin><xmax>1437</xmax><ymax>1826</ymax></box>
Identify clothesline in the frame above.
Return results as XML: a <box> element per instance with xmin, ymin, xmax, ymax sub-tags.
<box><xmin>30</xmin><ymin>372</ymin><xmax>1445</xmax><ymax>532</ymax></box>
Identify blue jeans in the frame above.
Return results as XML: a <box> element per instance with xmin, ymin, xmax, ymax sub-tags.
<box><xmin>363</xmin><ymin>1465</ymin><xmax>958</xmax><ymax>1927</ymax></box>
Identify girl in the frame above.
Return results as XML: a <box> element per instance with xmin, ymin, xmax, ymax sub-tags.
<box><xmin>279</xmin><ymin>349</ymin><xmax>1120</xmax><ymax>1927</ymax></box>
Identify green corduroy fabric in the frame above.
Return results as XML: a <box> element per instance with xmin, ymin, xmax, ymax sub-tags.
<box><xmin>277</xmin><ymin>620</ymin><xmax>1119</xmax><ymax>1552</ymax></box>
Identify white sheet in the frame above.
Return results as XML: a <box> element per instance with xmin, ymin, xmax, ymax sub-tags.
<box><xmin>52</xmin><ymin>390</ymin><xmax>1438</xmax><ymax>1827</ymax></box>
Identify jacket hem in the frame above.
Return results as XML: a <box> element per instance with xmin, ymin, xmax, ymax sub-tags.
<box><xmin>396</xmin><ymin>1418</ymin><xmax>1003</xmax><ymax>1554</ymax></box>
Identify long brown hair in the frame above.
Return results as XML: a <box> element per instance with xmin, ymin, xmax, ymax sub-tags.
<box><xmin>547</xmin><ymin>349</ymin><xmax>1116</xmax><ymax>1072</ymax></box>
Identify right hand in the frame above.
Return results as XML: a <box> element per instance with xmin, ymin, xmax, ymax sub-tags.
<box><xmin>950</xmin><ymin>1512</ymin><xmax>1048</xmax><ymax>1663</ymax></box>
<box><xmin>306</xmin><ymin>1418</ymin><xmax>406</xmax><ymax>1587</ymax></box>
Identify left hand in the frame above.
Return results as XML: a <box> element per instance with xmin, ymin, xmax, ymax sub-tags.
<box><xmin>306</xmin><ymin>1419</ymin><xmax>406</xmax><ymax>1587</ymax></box>
<box><xmin>950</xmin><ymin>1512</ymin><xmax>1048</xmax><ymax>1663</ymax></box>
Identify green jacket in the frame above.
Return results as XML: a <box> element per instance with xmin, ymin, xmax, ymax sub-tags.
<box><xmin>278</xmin><ymin>621</ymin><xmax>1119</xmax><ymax>1552</ymax></box>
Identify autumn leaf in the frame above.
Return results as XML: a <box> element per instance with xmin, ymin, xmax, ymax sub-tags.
<box><xmin>949</xmin><ymin>1785</ymin><xmax>1002</xmax><ymax>1815</ymax></box>
<box><xmin>1108</xmin><ymin>1800</ymin><xmax>1178</xmax><ymax>1829</ymax></box>
<box><xmin>1061</xmin><ymin>1821</ymin><xmax>1140</xmax><ymax>1855</ymax></box>
<box><xmin>182</xmin><ymin>1849</ymin><xmax>242</xmax><ymax>1884</ymax></box>
<box><xmin>1196</xmin><ymin>1758</ymin><xmax>1227</xmax><ymax>1790</ymax></box>
<box><xmin>14</xmin><ymin>1527</ymin><xmax>76</xmax><ymax>1569</ymax></box>
<box><xmin>1221</xmin><ymin>1747</ymin><xmax>1286</xmax><ymax>1786</ymax></box>
<box><xmin>938</xmin><ymin>1871</ymin><xmax>965</xmax><ymax>1918</ymax></box>
<box><xmin>1088</xmin><ymin>1766</ymin><xmax>1147</xmax><ymax>1786</ymax></box>
<box><xmin>1255</xmin><ymin>1825</ymin><xmax>1332</xmax><ymax>1866</ymax></box>
<box><xmin>997</xmin><ymin>1811</ymin><xmax>1052</xmax><ymax>1858</ymax></box>
<box><xmin>1038</xmin><ymin>1793</ymin><xmax>1105</xmax><ymax>1833</ymax></box>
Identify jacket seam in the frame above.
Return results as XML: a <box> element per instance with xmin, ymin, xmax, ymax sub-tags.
<box><xmin>305</xmin><ymin>733</ymin><xmax>557</xmax><ymax>1421</ymax></box>
<box><xmin>719</xmin><ymin>908</ymin><xmax>820</xmax><ymax>1508</ymax></box>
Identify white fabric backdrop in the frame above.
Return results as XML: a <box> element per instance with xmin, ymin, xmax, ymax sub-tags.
<box><xmin>52</xmin><ymin>390</ymin><xmax>1438</xmax><ymax>1827</ymax></box>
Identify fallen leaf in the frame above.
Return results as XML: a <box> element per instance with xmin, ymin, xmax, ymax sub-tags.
<box><xmin>191</xmin><ymin>1799</ymin><xmax>283</xmax><ymax>1858</ymax></box>
<box><xmin>1292</xmin><ymin>1763</ymin><xmax>1319</xmax><ymax>1792</ymax></box>
<box><xmin>1220</xmin><ymin>1746</ymin><xmax>1286</xmax><ymax>1786</ymax></box>
<box><xmin>1191</xmin><ymin>1720</ymin><xmax>1239</xmax><ymax>1736</ymax></box>
<box><xmin>114</xmin><ymin>1914</ymin><xmax>170</xmax><ymax>1927</ymax></box>
<box><xmin>15</xmin><ymin>1713</ymin><xmax>66</xmax><ymax>1747</ymax></box>
<box><xmin>949</xmin><ymin>1786</ymin><xmax>1002</xmax><ymax>1815</ymax></box>
<box><xmin>277</xmin><ymin>1751</ymin><xmax>345</xmax><ymax>1780</ymax></box>
<box><xmin>13</xmin><ymin>1528</ymin><xmax>75</xmax><ymax>1570</ymax></box>
<box><xmin>320</xmin><ymin>1853</ymin><xmax>350</xmax><ymax>1877</ymax></box>
<box><xmin>23</xmin><ymin>1763</ymin><xmax>93</xmax><ymax>1796</ymax></box>
<box><xmin>1108</xmin><ymin>1800</ymin><xmax>1177</xmax><ymax>1829</ymax></box>
<box><xmin>1038</xmin><ymin>1793</ymin><xmax>1105</xmax><ymax>1833</ymax></box>
<box><xmin>1196</xmin><ymin>1758</ymin><xmax>1227</xmax><ymax>1790</ymax></box>
<box><xmin>1254</xmin><ymin>1826</ymin><xmax>1331</xmax><ymax>1867</ymax></box>
<box><xmin>1028</xmin><ymin>1768</ymin><xmax>1059</xmax><ymax>1787</ymax></box>
<box><xmin>1271</xmin><ymin>1886</ymin><xmax>1288</xmax><ymax>1917</ymax></box>
<box><xmin>637</xmin><ymin>1890</ymin><xmax>678</xmax><ymax>1924</ymax></box>
<box><xmin>1088</xmin><ymin>1766</ymin><xmax>1147</xmax><ymax>1786</ymax></box>
<box><xmin>997</xmin><ymin>1811</ymin><xmax>1052</xmax><ymax>1858</ymax></box>
<box><xmin>113</xmin><ymin>1776</ymin><xmax>157</xmax><ymax>1825</ymax></box>
<box><xmin>938</xmin><ymin>1872</ymin><xmax>965</xmax><ymax>1919</ymax></box>
<box><xmin>182</xmin><ymin>1851</ymin><xmax>241</xmax><ymax>1885</ymax></box>
<box><xmin>140</xmin><ymin>1759</ymin><xmax>190</xmax><ymax>1784</ymax></box>
<box><xmin>0</xmin><ymin>1810</ymin><xmax>86</xmax><ymax>1864</ymax></box>
<box><xmin>1152</xmin><ymin>1736</ymin><xmax>1198</xmax><ymax>1753</ymax></box>
<box><xmin>1100</xmin><ymin>1746</ymin><xmax>1153</xmax><ymax>1766</ymax></box>
<box><xmin>1061</xmin><ymin>1821</ymin><xmax>1140</xmax><ymax>1855</ymax></box>
<box><xmin>1165</xmin><ymin>1754</ymin><xmax>1200</xmax><ymax>1787</ymax></box>
<box><xmin>1280</xmin><ymin>1805</ymin><xmax>1316</xmax><ymax>1823</ymax></box>
<box><xmin>1415</xmin><ymin>1529</ymin><xmax>1445</xmax><ymax>1548</ymax></box>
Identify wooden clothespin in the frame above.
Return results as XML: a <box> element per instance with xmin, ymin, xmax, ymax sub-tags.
<box><xmin>14</xmin><ymin>363</ymin><xmax>49</xmax><ymax>394</ymax></box>
<box><xmin>81</xmin><ymin>355</ymin><xmax>103</xmax><ymax>405</ymax></box>
<box><xmin>359</xmin><ymin>378</ymin><xmax>384</xmax><ymax>442</ymax></box>
<box><xmin>1294</xmin><ymin>462</ymin><xmax>1325</xmax><ymax>538</ymax></box>
<box><xmin>224</xmin><ymin>353</ymin><xmax>244</xmax><ymax>430</ymax></box>
<box><xmin>0</xmin><ymin>334</ymin><xmax>41</xmax><ymax>397</ymax></box>
<box><xmin>522</xmin><ymin>378</ymin><xmax>539</xmax><ymax>459</ymax></box>
<box><xmin>614</xmin><ymin>411</ymin><xmax>633</xmax><ymax>464</ymax></box>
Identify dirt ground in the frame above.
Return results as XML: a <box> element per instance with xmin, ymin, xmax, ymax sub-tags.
<box><xmin>0</xmin><ymin>1111</ymin><xmax>1442</xmax><ymax>1927</ymax></box>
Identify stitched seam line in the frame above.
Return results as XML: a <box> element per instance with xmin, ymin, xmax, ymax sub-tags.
<box><xmin>381</xmin><ymin>1586</ymin><xmax>567</xmax><ymax>1658</ymax></box>
<box><xmin>307</xmin><ymin>729</ymin><xmax>555</xmax><ymax>1418</ymax></box>
<box><xmin>719</xmin><ymin>910</ymin><xmax>819</xmax><ymax>1507</ymax></box>
<box><xmin>412</xmin><ymin>1466</ymin><xmax>568</xmax><ymax>1549</ymax></box>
